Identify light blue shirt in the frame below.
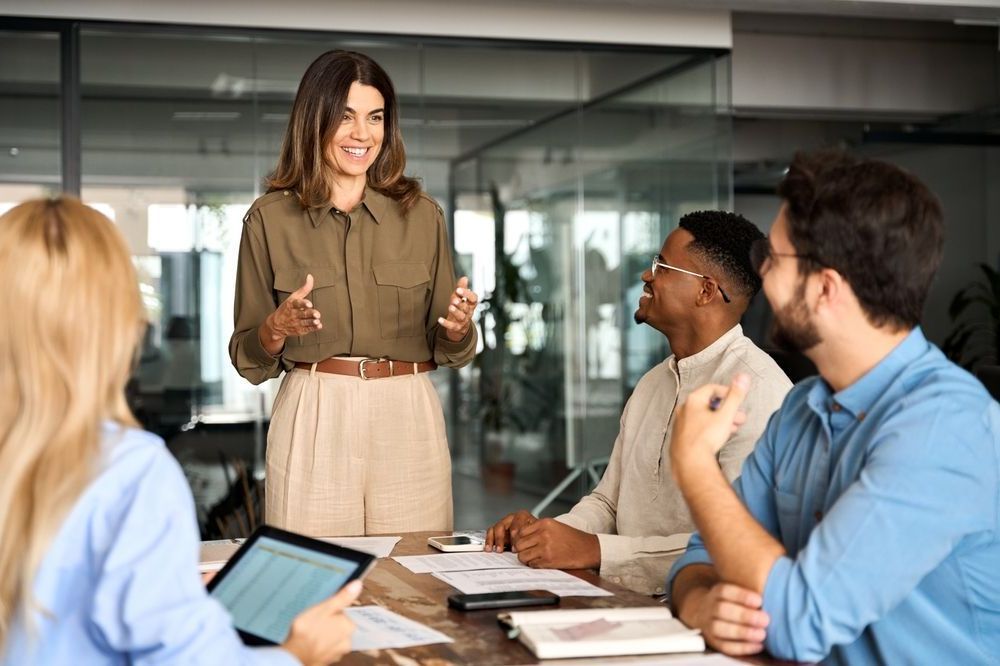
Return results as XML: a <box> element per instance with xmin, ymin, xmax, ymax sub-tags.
<box><xmin>668</xmin><ymin>328</ymin><xmax>1000</xmax><ymax>664</ymax></box>
<box><xmin>2</xmin><ymin>424</ymin><xmax>297</xmax><ymax>665</ymax></box>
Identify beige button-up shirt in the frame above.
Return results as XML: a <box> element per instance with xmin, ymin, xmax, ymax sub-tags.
<box><xmin>229</xmin><ymin>187</ymin><xmax>477</xmax><ymax>385</ymax></box>
<box><xmin>556</xmin><ymin>325</ymin><xmax>792</xmax><ymax>595</ymax></box>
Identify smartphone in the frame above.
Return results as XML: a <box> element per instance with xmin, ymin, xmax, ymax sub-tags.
<box><xmin>427</xmin><ymin>535</ymin><xmax>485</xmax><ymax>552</ymax></box>
<box><xmin>447</xmin><ymin>590</ymin><xmax>560</xmax><ymax>611</ymax></box>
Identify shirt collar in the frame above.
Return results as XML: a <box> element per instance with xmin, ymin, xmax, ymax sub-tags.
<box><xmin>305</xmin><ymin>185</ymin><xmax>387</xmax><ymax>227</ymax></box>
<box><xmin>807</xmin><ymin>326</ymin><xmax>929</xmax><ymax>419</ymax></box>
<box><xmin>672</xmin><ymin>324</ymin><xmax>744</xmax><ymax>375</ymax></box>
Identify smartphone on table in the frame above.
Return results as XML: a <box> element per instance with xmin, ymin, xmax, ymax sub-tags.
<box><xmin>427</xmin><ymin>534</ymin><xmax>486</xmax><ymax>552</ymax></box>
<box><xmin>448</xmin><ymin>590</ymin><xmax>560</xmax><ymax>611</ymax></box>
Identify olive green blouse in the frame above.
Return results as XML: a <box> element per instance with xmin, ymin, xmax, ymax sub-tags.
<box><xmin>229</xmin><ymin>186</ymin><xmax>477</xmax><ymax>385</ymax></box>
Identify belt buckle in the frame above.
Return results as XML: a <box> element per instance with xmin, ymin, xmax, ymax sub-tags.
<box><xmin>358</xmin><ymin>357</ymin><xmax>392</xmax><ymax>380</ymax></box>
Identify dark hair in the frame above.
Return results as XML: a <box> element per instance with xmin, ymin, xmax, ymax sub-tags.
<box><xmin>267</xmin><ymin>50</ymin><xmax>422</xmax><ymax>210</ymax></box>
<box><xmin>679</xmin><ymin>210</ymin><xmax>765</xmax><ymax>300</ymax></box>
<box><xmin>777</xmin><ymin>150</ymin><xmax>943</xmax><ymax>330</ymax></box>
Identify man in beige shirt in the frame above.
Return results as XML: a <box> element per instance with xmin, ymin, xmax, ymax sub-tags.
<box><xmin>485</xmin><ymin>211</ymin><xmax>792</xmax><ymax>595</ymax></box>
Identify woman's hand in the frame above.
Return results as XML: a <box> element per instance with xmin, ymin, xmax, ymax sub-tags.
<box><xmin>282</xmin><ymin>580</ymin><xmax>361</xmax><ymax>666</ymax></box>
<box><xmin>259</xmin><ymin>274</ymin><xmax>323</xmax><ymax>355</ymax></box>
<box><xmin>438</xmin><ymin>276</ymin><xmax>479</xmax><ymax>342</ymax></box>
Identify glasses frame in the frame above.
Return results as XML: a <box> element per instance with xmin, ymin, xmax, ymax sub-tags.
<box><xmin>750</xmin><ymin>238</ymin><xmax>817</xmax><ymax>277</ymax></box>
<box><xmin>651</xmin><ymin>255</ymin><xmax>731</xmax><ymax>304</ymax></box>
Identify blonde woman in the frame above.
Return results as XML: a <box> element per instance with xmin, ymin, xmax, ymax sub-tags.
<box><xmin>230</xmin><ymin>50</ymin><xmax>478</xmax><ymax>536</ymax></box>
<box><xmin>0</xmin><ymin>198</ymin><xmax>358</xmax><ymax>665</ymax></box>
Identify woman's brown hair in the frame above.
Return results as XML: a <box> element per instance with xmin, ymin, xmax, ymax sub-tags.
<box><xmin>267</xmin><ymin>50</ymin><xmax>422</xmax><ymax>210</ymax></box>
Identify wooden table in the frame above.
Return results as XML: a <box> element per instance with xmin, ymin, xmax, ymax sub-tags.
<box><xmin>344</xmin><ymin>531</ymin><xmax>711</xmax><ymax>665</ymax></box>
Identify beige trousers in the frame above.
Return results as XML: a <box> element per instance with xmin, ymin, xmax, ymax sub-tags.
<box><xmin>265</xmin><ymin>367</ymin><xmax>453</xmax><ymax>536</ymax></box>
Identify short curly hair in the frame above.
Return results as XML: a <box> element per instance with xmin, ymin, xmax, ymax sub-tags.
<box><xmin>679</xmin><ymin>210</ymin><xmax>765</xmax><ymax>300</ymax></box>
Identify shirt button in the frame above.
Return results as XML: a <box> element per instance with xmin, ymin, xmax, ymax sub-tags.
<box><xmin>612</xmin><ymin>576</ymin><xmax>621</xmax><ymax>584</ymax></box>
<box><xmin>283</xmin><ymin>191</ymin><xmax>289</xmax><ymax>196</ymax></box>
<box><xmin>814</xmin><ymin>510</ymin><xmax>823</xmax><ymax>522</ymax></box>
<box><xmin>831</xmin><ymin>402</ymin><xmax>842</xmax><ymax>412</ymax></box>
<box><xmin>655</xmin><ymin>586</ymin><xmax>664</xmax><ymax>594</ymax></box>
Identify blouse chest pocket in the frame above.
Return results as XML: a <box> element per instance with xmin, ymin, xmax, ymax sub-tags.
<box><xmin>373</xmin><ymin>262</ymin><xmax>430</xmax><ymax>339</ymax></box>
<box><xmin>273</xmin><ymin>267</ymin><xmax>340</xmax><ymax>346</ymax></box>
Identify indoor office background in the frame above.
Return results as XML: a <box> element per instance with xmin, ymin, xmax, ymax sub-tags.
<box><xmin>2</xmin><ymin>11</ymin><xmax>998</xmax><ymax>538</ymax></box>
<box><xmin>0</xmin><ymin>21</ymin><xmax>731</xmax><ymax>534</ymax></box>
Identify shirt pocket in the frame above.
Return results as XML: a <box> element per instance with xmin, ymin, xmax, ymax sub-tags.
<box><xmin>773</xmin><ymin>488</ymin><xmax>804</xmax><ymax>555</ymax></box>
<box><xmin>373</xmin><ymin>262</ymin><xmax>431</xmax><ymax>339</ymax></box>
<box><xmin>273</xmin><ymin>267</ymin><xmax>340</xmax><ymax>346</ymax></box>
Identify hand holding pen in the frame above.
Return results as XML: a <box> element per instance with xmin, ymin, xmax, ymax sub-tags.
<box><xmin>438</xmin><ymin>276</ymin><xmax>479</xmax><ymax>342</ymax></box>
<box><xmin>669</xmin><ymin>373</ymin><xmax>751</xmax><ymax>470</ymax></box>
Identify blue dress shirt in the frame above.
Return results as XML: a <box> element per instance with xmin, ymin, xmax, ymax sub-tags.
<box><xmin>668</xmin><ymin>328</ymin><xmax>1000</xmax><ymax>664</ymax></box>
<box><xmin>2</xmin><ymin>424</ymin><xmax>297</xmax><ymax>665</ymax></box>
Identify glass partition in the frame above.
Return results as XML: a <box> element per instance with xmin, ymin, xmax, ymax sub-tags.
<box><xmin>451</xmin><ymin>54</ymin><xmax>732</xmax><ymax>508</ymax></box>
<box><xmin>0</xmin><ymin>29</ymin><xmax>61</xmax><ymax>207</ymax></box>
<box><xmin>1</xmin><ymin>19</ymin><xmax>731</xmax><ymax>531</ymax></box>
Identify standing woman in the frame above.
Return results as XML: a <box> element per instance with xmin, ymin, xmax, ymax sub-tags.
<box><xmin>229</xmin><ymin>50</ymin><xmax>478</xmax><ymax>537</ymax></box>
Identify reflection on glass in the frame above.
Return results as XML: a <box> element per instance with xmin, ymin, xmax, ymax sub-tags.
<box><xmin>0</xmin><ymin>21</ymin><xmax>734</xmax><ymax>530</ymax></box>
<box><xmin>0</xmin><ymin>30</ymin><xmax>61</xmax><ymax>202</ymax></box>
<box><xmin>452</xmin><ymin>54</ymin><xmax>732</xmax><ymax>505</ymax></box>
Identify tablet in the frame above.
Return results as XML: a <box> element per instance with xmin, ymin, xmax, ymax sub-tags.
<box><xmin>207</xmin><ymin>525</ymin><xmax>376</xmax><ymax>645</ymax></box>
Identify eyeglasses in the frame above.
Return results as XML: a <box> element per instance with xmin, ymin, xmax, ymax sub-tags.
<box><xmin>651</xmin><ymin>255</ymin><xmax>731</xmax><ymax>303</ymax></box>
<box><xmin>750</xmin><ymin>238</ymin><xmax>816</xmax><ymax>276</ymax></box>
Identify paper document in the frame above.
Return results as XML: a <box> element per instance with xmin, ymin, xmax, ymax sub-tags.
<box><xmin>347</xmin><ymin>605</ymin><xmax>453</xmax><ymax>651</ymax></box>
<box><xmin>198</xmin><ymin>539</ymin><xmax>244</xmax><ymax>573</ymax></box>
<box><xmin>321</xmin><ymin>536</ymin><xmax>401</xmax><ymax>559</ymax></box>
<box><xmin>199</xmin><ymin>536</ymin><xmax>400</xmax><ymax>573</ymax></box>
<box><xmin>545</xmin><ymin>651</ymin><xmax>741</xmax><ymax>665</ymax></box>
<box><xmin>434</xmin><ymin>568</ymin><xmax>612</xmax><ymax>597</ymax></box>
<box><xmin>393</xmin><ymin>551</ymin><xmax>524</xmax><ymax>574</ymax></box>
<box><xmin>499</xmin><ymin>607</ymin><xmax>704</xmax><ymax>659</ymax></box>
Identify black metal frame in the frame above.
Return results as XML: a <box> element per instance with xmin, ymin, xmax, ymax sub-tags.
<box><xmin>0</xmin><ymin>14</ymin><xmax>728</xmax><ymax>197</ymax></box>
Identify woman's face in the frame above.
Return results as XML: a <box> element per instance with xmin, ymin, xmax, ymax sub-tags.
<box><xmin>328</xmin><ymin>81</ymin><xmax>385</xmax><ymax>179</ymax></box>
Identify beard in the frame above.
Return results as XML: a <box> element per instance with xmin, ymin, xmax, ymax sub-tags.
<box><xmin>770</xmin><ymin>281</ymin><xmax>822</xmax><ymax>353</ymax></box>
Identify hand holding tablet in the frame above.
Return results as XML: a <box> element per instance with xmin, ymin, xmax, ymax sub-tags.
<box><xmin>207</xmin><ymin>525</ymin><xmax>376</xmax><ymax>654</ymax></box>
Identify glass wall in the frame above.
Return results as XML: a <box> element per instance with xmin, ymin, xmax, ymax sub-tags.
<box><xmin>451</xmin><ymin>55</ymin><xmax>731</xmax><ymax>507</ymax></box>
<box><xmin>0</xmin><ymin>20</ymin><xmax>731</xmax><ymax>532</ymax></box>
<box><xmin>0</xmin><ymin>29</ymin><xmax>61</xmax><ymax>207</ymax></box>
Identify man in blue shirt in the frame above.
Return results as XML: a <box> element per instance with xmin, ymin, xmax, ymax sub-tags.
<box><xmin>666</xmin><ymin>150</ymin><xmax>1000</xmax><ymax>664</ymax></box>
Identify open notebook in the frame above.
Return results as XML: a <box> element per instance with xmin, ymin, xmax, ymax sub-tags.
<box><xmin>498</xmin><ymin>606</ymin><xmax>704</xmax><ymax>660</ymax></box>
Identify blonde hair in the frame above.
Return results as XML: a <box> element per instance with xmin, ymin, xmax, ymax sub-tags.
<box><xmin>0</xmin><ymin>197</ymin><xmax>142</xmax><ymax>646</ymax></box>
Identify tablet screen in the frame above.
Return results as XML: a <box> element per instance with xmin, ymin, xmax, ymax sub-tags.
<box><xmin>210</xmin><ymin>535</ymin><xmax>362</xmax><ymax>644</ymax></box>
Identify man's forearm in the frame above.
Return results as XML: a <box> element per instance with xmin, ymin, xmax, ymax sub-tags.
<box><xmin>671</xmin><ymin>563</ymin><xmax>719</xmax><ymax>624</ymax></box>
<box><xmin>675</xmin><ymin>455</ymin><xmax>785</xmax><ymax>594</ymax></box>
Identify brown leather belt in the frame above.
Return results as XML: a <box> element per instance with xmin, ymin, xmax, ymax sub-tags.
<box><xmin>294</xmin><ymin>357</ymin><xmax>436</xmax><ymax>380</ymax></box>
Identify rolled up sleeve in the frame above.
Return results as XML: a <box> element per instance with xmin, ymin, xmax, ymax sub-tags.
<box><xmin>229</xmin><ymin>213</ymin><xmax>282</xmax><ymax>385</ymax></box>
<box><xmin>667</xmin><ymin>413</ymin><xmax>779</xmax><ymax>597</ymax></box>
<box><xmin>759</xmin><ymin>406</ymin><xmax>996</xmax><ymax>662</ymax></box>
